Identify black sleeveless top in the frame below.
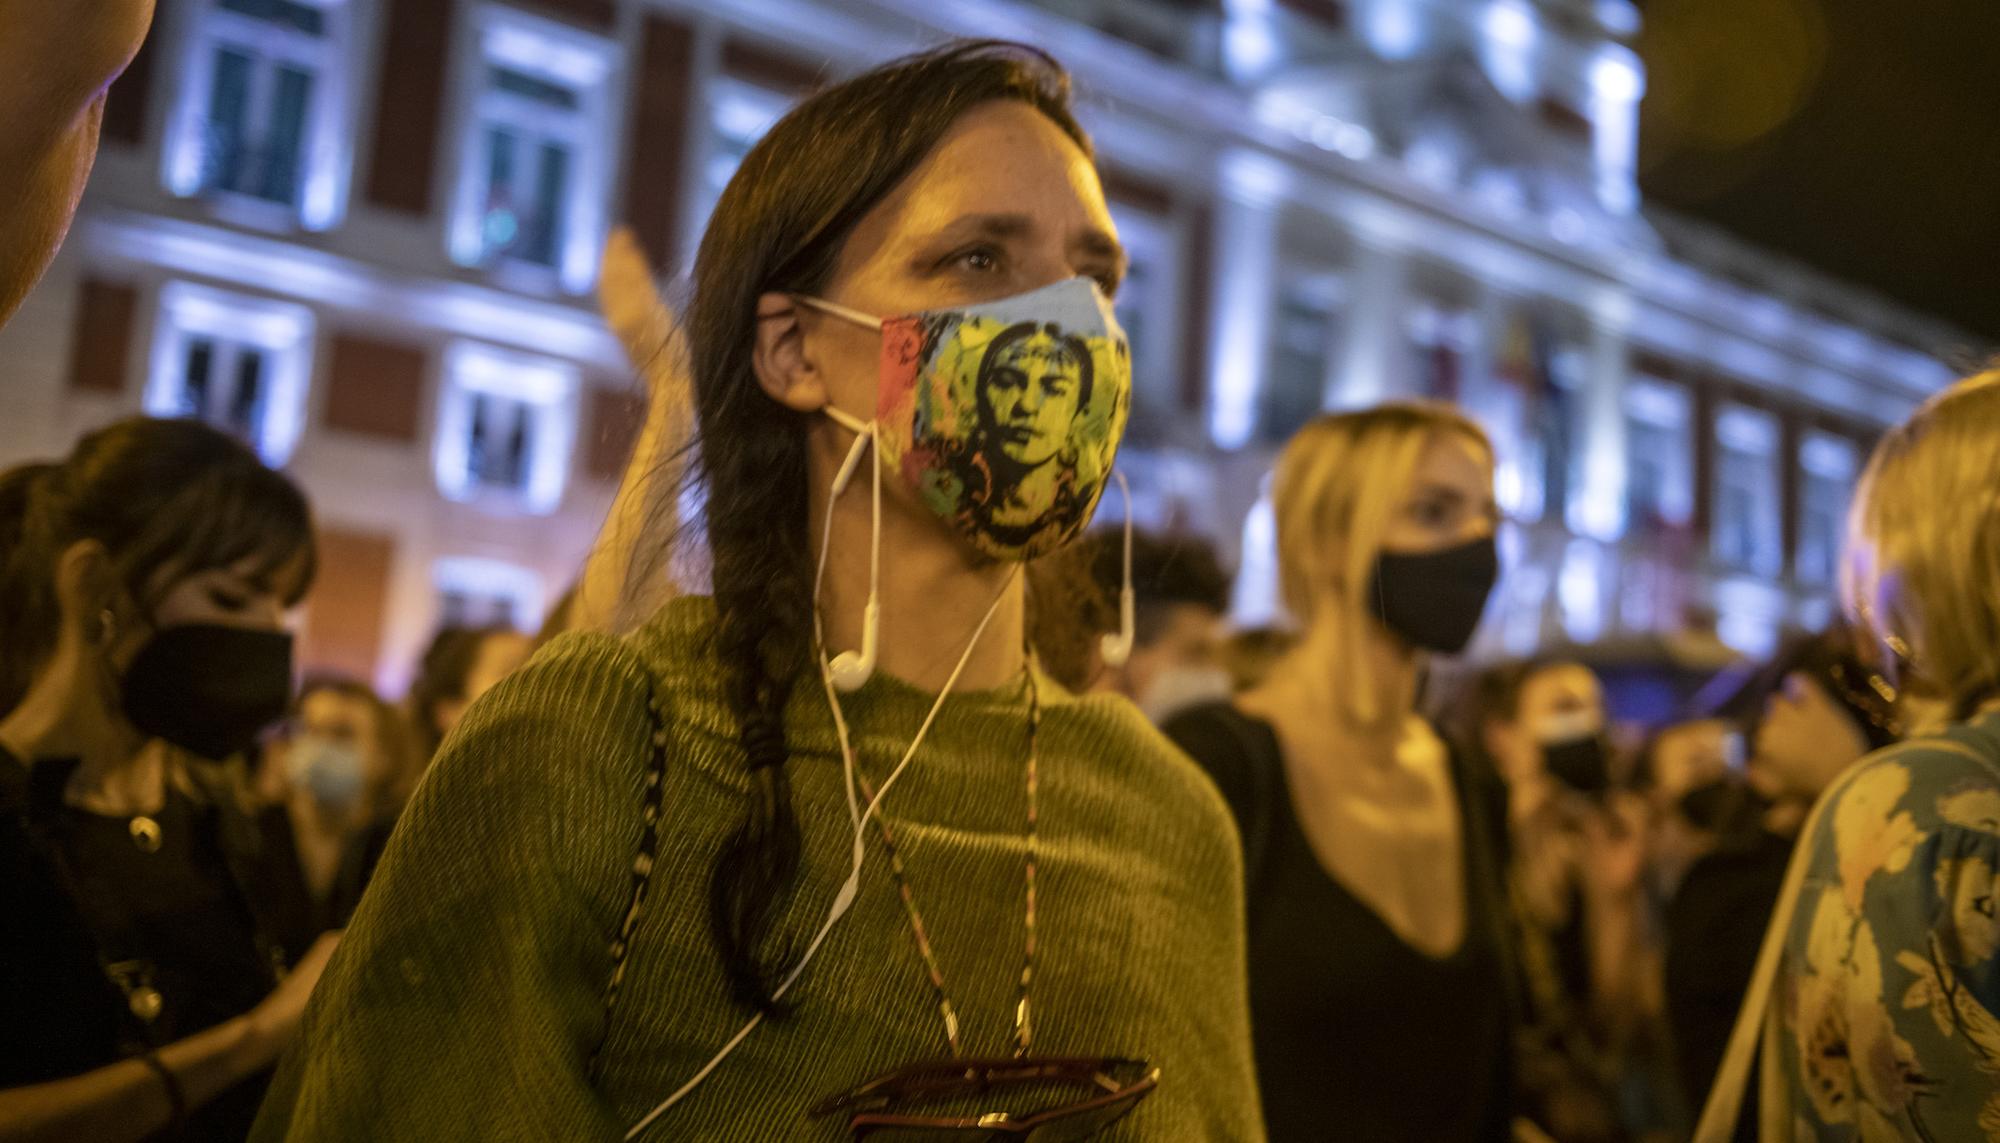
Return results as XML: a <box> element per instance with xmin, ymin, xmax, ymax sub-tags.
<box><xmin>1164</xmin><ymin>702</ymin><xmax>1516</xmax><ymax>1142</ymax></box>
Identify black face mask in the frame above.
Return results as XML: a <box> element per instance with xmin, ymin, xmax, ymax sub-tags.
<box><xmin>121</xmin><ymin>625</ymin><xmax>295</xmax><ymax>761</ymax></box>
<box><xmin>1367</xmin><ymin>536</ymin><xmax>1500</xmax><ymax>655</ymax></box>
<box><xmin>1543</xmin><ymin>734</ymin><xmax>1611</xmax><ymax>797</ymax></box>
<box><xmin>1677</xmin><ymin>776</ymin><xmax>1752</xmax><ymax>834</ymax></box>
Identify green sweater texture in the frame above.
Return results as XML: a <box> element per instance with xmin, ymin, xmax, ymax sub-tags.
<box><xmin>250</xmin><ymin>597</ymin><xmax>1263</xmax><ymax>1140</ymax></box>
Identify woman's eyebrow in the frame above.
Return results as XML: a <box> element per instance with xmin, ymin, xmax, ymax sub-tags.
<box><xmin>1412</xmin><ymin>483</ymin><xmax>1467</xmax><ymax>504</ymax></box>
<box><xmin>928</xmin><ymin>213</ymin><xmax>1035</xmax><ymax>248</ymax></box>
<box><xmin>1072</xmin><ymin>227</ymin><xmax>1128</xmax><ymax>277</ymax></box>
<box><xmin>915</xmin><ymin>214</ymin><xmax>1128</xmax><ymax>275</ymax></box>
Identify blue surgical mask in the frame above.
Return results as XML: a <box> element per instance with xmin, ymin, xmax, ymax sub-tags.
<box><xmin>287</xmin><ymin>734</ymin><xmax>367</xmax><ymax>812</ymax></box>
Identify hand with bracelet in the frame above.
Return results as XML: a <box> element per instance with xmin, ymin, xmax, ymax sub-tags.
<box><xmin>0</xmin><ymin>933</ymin><xmax>338</xmax><ymax>1143</ymax></box>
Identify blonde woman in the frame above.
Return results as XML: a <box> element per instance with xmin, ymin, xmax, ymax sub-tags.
<box><xmin>1164</xmin><ymin>402</ymin><xmax>1517</xmax><ymax>1141</ymax></box>
<box><xmin>1698</xmin><ymin>371</ymin><xmax>2000</xmax><ymax>1141</ymax></box>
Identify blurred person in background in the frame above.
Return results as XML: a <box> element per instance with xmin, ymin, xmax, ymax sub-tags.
<box><xmin>1630</xmin><ymin>716</ymin><xmax>1751</xmax><ymax>899</ymax></box>
<box><xmin>1663</xmin><ymin>629</ymin><xmax>1898</xmax><ymax>1131</ymax></box>
<box><xmin>1462</xmin><ymin>658</ymin><xmax>1663</xmax><ymax>1141</ymax></box>
<box><xmin>256</xmin><ymin>677</ymin><xmax>422</xmax><ymax>951</ymax></box>
<box><xmin>0</xmin><ymin>417</ymin><xmax>337</xmax><ymax>1141</ymax></box>
<box><xmin>1698</xmin><ymin>373</ymin><xmax>2000</xmax><ymax>1139</ymax></box>
<box><xmin>1165</xmin><ymin>403</ymin><xmax>1517</xmax><ymax>1142</ymax></box>
<box><xmin>1075</xmin><ymin>529</ymin><xmax>1233</xmax><ymax>722</ymax></box>
<box><xmin>404</xmin><ymin>625</ymin><xmax>533</xmax><ymax>762</ymax></box>
<box><xmin>1220</xmin><ymin>627</ymin><xmax>1296</xmax><ymax>694</ymax></box>
<box><xmin>0</xmin><ymin>0</ymin><xmax>154</xmax><ymax>327</ymax></box>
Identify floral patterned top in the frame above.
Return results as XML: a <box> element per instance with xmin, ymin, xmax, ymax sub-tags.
<box><xmin>1776</xmin><ymin>708</ymin><xmax>2000</xmax><ymax>1140</ymax></box>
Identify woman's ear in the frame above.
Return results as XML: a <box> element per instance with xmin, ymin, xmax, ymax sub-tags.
<box><xmin>52</xmin><ymin>539</ymin><xmax>117</xmax><ymax>644</ymax></box>
<box><xmin>752</xmin><ymin>293</ymin><xmax>830</xmax><ymax>413</ymax></box>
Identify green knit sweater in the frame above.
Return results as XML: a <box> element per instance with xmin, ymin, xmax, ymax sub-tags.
<box><xmin>251</xmin><ymin>597</ymin><xmax>1262</xmax><ymax>1140</ymax></box>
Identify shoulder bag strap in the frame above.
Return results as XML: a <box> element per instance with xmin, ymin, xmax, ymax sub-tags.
<box><xmin>587</xmin><ymin>685</ymin><xmax>673</xmax><ymax>1074</ymax></box>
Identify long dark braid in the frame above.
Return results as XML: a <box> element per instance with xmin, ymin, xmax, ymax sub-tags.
<box><xmin>685</xmin><ymin>41</ymin><xmax>1090</xmax><ymax>1015</ymax></box>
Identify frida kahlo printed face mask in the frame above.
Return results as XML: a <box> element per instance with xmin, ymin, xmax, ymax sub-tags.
<box><xmin>800</xmin><ymin>276</ymin><xmax>1131</xmax><ymax>562</ymax></box>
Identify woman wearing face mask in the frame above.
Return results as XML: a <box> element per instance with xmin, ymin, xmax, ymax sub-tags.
<box><xmin>1462</xmin><ymin>659</ymin><xmax>1665</xmax><ymax>1142</ymax></box>
<box><xmin>1663</xmin><ymin>630</ymin><xmax>1897</xmax><ymax>1132</ymax></box>
<box><xmin>253</xmin><ymin>43</ymin><xmax>1258</xmax><ymax>1141</ymax></box>
<box><xmin>0</xmin><ymin>417</ymin><xmax>339</xmax><ymax>1142</ymax></box>
<box><xmin>1629</xmin><ymin>717</ymin><xmax>1753</xmax><ymax>897</ymax></box>
<box><xmin>257</xmin><ymin>678</ymin><xmax>421</xmax><ymax>950</ymax></box>
<box><xmin>1698</xmin><ymin>371</ymin><xmax>2000</xmax><ymax>1140</ymax></box>
<box><xmin>1163</xmin><ymin>404</ymin><xmax>1516</xmax><ymax>1141</ymax></box>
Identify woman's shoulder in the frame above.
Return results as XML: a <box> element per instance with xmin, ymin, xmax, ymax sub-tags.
<box><xmin>429</xmin><ymin>623</ymin><xmax>665</xmax><ymax>802</ymax></box>
<box><xmin>1818</xmin><ymin>715</ymin><xmax>2000</xmax><ymax>834</ymax></box>
<box><xmin>1797</xmin><ymin>717</ymin><xmax>2000</xmax><ymax>906</ymax></box>
<box><xmin>492</xmin><ymin>594</ymin><xmax>724</xmax><ymax>730</ymax></box>
<box><xmin>1042</xmin><ymin>690</ymin><xmax>1240</xmax><ymax>825</ymax></box>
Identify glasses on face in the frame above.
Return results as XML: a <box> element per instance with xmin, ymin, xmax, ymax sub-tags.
<box><xmin>809</xmin><ymin>1057</ymin><xmax>1160</xmax><ymax>1142</ymax></box>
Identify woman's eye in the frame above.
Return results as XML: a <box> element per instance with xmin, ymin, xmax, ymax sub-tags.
<box><xmin>950</xmin><ymin>247</ymin><xmax>1000</xmax><ymax>274</ymax></box>
<box><xmin>208</xmin><ymin>588</ymin><xmax>248</xmax><ymax>610</ymax></box>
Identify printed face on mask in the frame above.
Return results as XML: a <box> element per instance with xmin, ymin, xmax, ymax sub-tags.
<box><xmin>978</xmin><ymin>325</ymin><xmax>1090</xmax><ymax>468</ymax></box>
<box><xmin>803</xmin><ymin>278</ymin><xmax>1131</xmax><ymax>561</ymax></box>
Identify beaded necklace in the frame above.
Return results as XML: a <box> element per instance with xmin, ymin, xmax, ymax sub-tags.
<box><xmin>850</xmin><ymin>660</ymin><xmax>1041</xmax><ymax>1058</ymax></box>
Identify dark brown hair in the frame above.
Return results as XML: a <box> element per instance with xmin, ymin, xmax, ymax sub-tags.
<box><xmin>685</xmin><ymin>40</ymin><xmax>1090</xmax><ymax>1014</ymax></box>
<box><xmin>405</xmin><ymin>624</ymin><xmax>519</xmax><ymax>758</ymax></box>
<box><xmin>0</xmin><ymin>416</ymin><xmax>315</xmax><ymax>714</ymax></box>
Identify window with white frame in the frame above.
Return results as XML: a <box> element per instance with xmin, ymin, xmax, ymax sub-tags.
<box><xmin>433</xmin><ymin>556</ymin><xmax>542</xmax><ymax>631</ymax></box>
<box><xmin>1796</xmin><ymin>430</ymin><xmax>1859</xmax><ymax>588</ymax></box>
<box><xmin>165</xmin><ymin>0</ymin><xmax>353</xmax><ymax>228</ymax></box>
<box><xmin>449</xmin><ymin>7</ymin><xmax>618</xmax><ymax>292</ymax></box>
<box><xmin>1712</xmin><ymin>403</ymin><xmax>1782</xmax><ymax>576</ymax></box>
<box><xmin>143</xmin><ymin>281</ymin><xmax>314</xmax><ymax>465</ymax></box>
<box><xmin>434</xmin><ymin>342</ymin><xmax>579</xmax><ymax>515</ymax></box>
<box><xmin>1108</xmin><ymin>202</ymin><xmax>1182</xmax><ymax>444</ymax></box>
<box><xmin>1622</xmin><ymin>376</ymin><xmax>1693</xmax><ymax>534</ymax></box>
<box><xmin>1257</xmin><ymin>269</ymin><xmax>1343</xmax><ymax>444</ymax></box>
<box><xmin>686</xmin><ymin>77</ymin><xmax>794</xmax><ymax>262</ymax></box>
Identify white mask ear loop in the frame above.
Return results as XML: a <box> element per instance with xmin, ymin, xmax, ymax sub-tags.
<box><xmin>796</xmin><ymin>294</ymin><xmax>885</xmax><ymax>332</ymax></box>
<box><xmin>625</xmin><ymin>567</ymin><xmax>1020</xmax><ymax>1142</ymax></box>
<box><xmin>1098</xmin><ymin>470</ymin><xmax>1136</xmax><ymax>669</ymax></box>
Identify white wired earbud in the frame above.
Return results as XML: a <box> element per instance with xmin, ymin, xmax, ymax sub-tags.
<box><xmin>821</xmin><ymin>405</ymin><xmax>881</xmax><ymax>692</ymax></box>
<box><xmin>1098</xmin><ymin>470</ymin><xmax>1136</xmax><ymax>669</ymax></box>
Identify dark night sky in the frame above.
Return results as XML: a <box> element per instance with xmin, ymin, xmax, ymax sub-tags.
<box><xmin>1636</xmin><ymin>0</ymin><xmax>2000</xmax><ymax>344</ymax></box>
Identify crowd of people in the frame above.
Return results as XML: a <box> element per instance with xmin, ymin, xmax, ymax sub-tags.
<box><xmin>5</xmin><ymin>16</ymin><xmax>2000</xmax><ymax>1143</ymax></box>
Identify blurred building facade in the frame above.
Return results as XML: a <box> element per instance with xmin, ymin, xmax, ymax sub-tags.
<box><xmin>0</xmin><ymin>0</ymin><xmax>1975</xmax><ymax>692</ymax></box>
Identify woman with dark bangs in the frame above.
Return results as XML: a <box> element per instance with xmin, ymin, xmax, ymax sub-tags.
<box><xmin>254</xmin><ymin>41</ymin><xmax>1257</xmax><ymax>1142</ymax></box>
<box><xmin>0</xmin><ymin>416</ymin><xmax>338</xmax><ymax>1141</ymax></box>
